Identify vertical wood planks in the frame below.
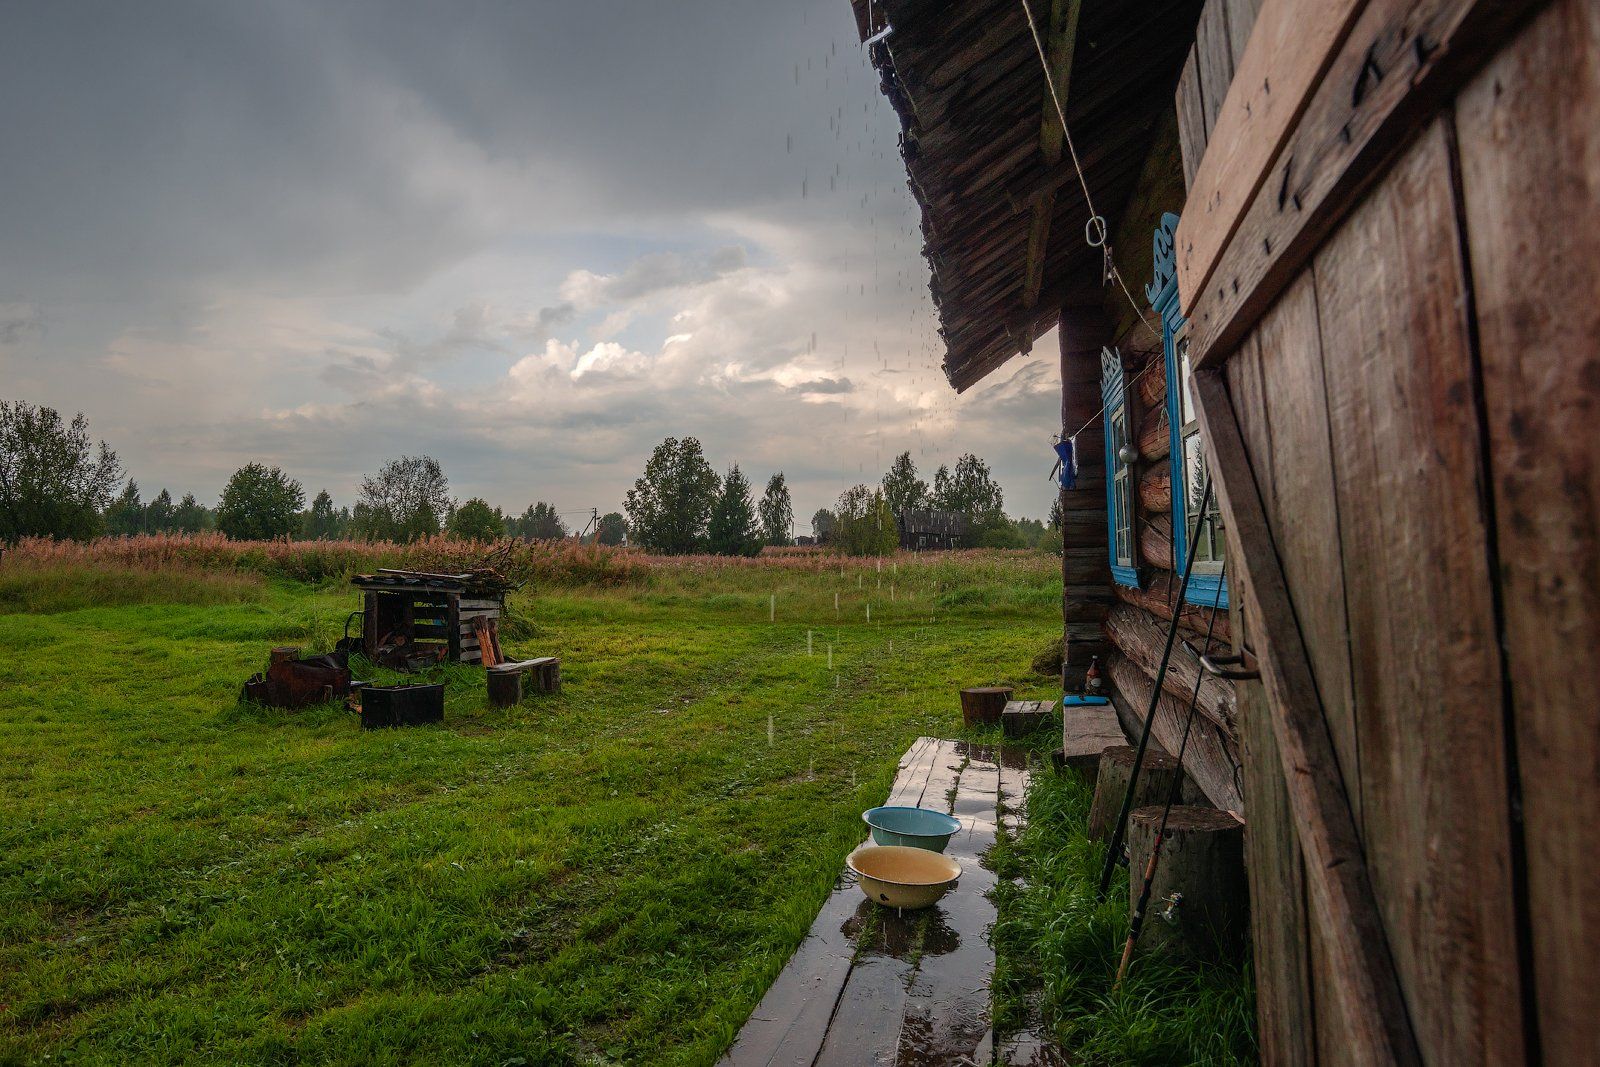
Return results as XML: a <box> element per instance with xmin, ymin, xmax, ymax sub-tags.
<box><xmin>1231</xmin><ymin>271</ymin><xmax>1363</xmax><ymax>1065</ymax></box>
<box><xmin>1235</xmin><ymin>616</ymin><xmax>1315</xmax><ymax>1064</ymax></box>
<box><xmin>1176</xmin><ymin>52</ymin><xmax>1207</xmax><ymax>190</ymax></box>
<box><xmin>1313</xmin><ymin>119</ymin><xmax>1524</xmax><ymax>1064</ymax></box>
<box><xmin>1194</xmin><ymin>0</ymin><xmax>1236</xmax><ymax>138</ymax></box>
<box><xmin>1238</xmin><ymin>274</ymin><xmax>1359</xmax><ymax>823</ymax></box>
<box><xmin>1192</xmin><ymin>367</ymin><xmax>1418</xmax><ymax>1065</ymax></box>
<box><xmin>1175</xmin><ymin>0</ymin><xmax>1367</xmax><ymax>315</ymax></box>
<box><xmin>1455</xmin><ymin>0</ymin><xmax>1600</xmax><ymax>1059</ymax></box>
<box><xmin>1222</xmin><ymin>0</ymin><xmax>1263</xmax><ymax>68</ymax></box>
<box><xmin>1221</xmin><ymin>332</ymin><xmax>1316</xmax><ymax>1063</ymax></box>
<box><xmin>1174</xmin><ymin>0</ymin><xmax>1265</xmax><ymax>192</ymax></box>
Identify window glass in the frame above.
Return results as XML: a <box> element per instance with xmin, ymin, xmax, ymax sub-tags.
<box><xmin>1178</xmin><ymin>337</ymin><xmax>1195</xmax><ymax>425</ymax></box>
<box><xmin>1111</xmin><ymin>406</ymin><xmax>1133</xmax><ymax>567</ymax></box>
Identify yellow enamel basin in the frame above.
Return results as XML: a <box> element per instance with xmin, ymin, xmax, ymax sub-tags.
<box><xmin>847</xmin><ymin>845</ymin><xmax>962</xmax><ymax>910</ymax></box>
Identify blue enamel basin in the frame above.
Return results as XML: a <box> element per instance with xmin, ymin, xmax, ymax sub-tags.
<box><xmin>862</xmin><ymin>806</ymin><xmax>963</xmax><ymax>852</ymax></box>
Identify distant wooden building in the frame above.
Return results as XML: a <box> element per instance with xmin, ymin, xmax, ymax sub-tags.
<box><xmin>852</xmin><ymin>0</ymin><xmax>1596</xmax><ymax>1061</ymax></box>
<box><xmin>896</xmin><ymin>508</ymin><xmax>968</xmax><ymax>551</ymax></box>
<box><xmin>352</xmin><ymin>569</ymin><xmax>504</xmax><ymax>668</ymax></box>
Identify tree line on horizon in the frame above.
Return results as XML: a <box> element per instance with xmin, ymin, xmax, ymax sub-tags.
<box><xmin>0</xmin><ymin>400</ymin><xmax>1061</xmax><ymax>557</ymax></box>
<box><xmin>0</xmin><ymin>400</ymin><xmax>625</xmax><ymax>548</ymax></box>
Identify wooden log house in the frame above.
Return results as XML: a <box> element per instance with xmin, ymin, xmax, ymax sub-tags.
<box><xmin>850</xmin><ymin>0</ymin><xmax>1597</xmax><ymax>1061</ymax></box>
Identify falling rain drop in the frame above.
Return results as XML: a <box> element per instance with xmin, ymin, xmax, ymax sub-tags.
<box><xmin>807</xmin><ymin>629</ymin><xmax>814</xmax><ymax>655</ymax></box>
<box><xmin>827</xmin><ymin>645</ymin><xmax>834</xmax><ymax>669</ymax></box>
<box><xmin>767</xmin><ymin>713</ymin><xmax>774</xmax><ymax>747</ymax></box>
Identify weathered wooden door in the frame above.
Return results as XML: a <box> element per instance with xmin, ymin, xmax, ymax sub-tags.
<box><xmin>1174</xmin><ymin>0</ymin><xmax>1597</xmax><ymax>1062</ymax></box>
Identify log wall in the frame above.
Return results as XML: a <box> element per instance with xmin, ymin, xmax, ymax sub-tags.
<box><xmin>1175</xmin><ymin>0</ymin><xmax>1594</xmax><ymax>1060</ymax></box>
<box><xmin>1069</xmin><ymin>94</ymin><xmax>1241</xmax><ymax>815</ymax></box>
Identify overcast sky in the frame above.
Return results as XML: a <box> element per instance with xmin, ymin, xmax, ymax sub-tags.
<box><xmin>0</xmin><ymin>0</ymin><xmax>1063</xmax><ymax>531</ymax></box>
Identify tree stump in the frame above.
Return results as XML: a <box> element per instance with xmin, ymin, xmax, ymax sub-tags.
<box><xmin>960</xmin><ymin>686</ymin><xmax>1013</xmax><ymax>727</ymax></box>
<box><xmin>531</xmin><ymin>658</ymin><xmax>562</xmax><ymax>694</ymax></box>
<box><xmin>270</xmin><ymin>646</ymin><xmax>301</xmax><ymax>666</ymax></box>
<box><xmin>1126</xmin><ymin>805</ymin><xmax>1248</xmax><ymax>962</ymax></box>
<box><xmin>487</xmin><ymin>669</ymin><xmax>523</xmax><ymax>708</ymax></box>
<box><xmin>1087</xmin><ymin>746</ymin><xmax>1183</xmax><ymax>843</ymax></box>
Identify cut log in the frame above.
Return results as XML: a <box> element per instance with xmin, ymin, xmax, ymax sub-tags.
<box><xmin>1087</xmin><ymin>745</ymin><xmax>1183</xmax><ymax>843</ymax></box>
<box><xmin>1127</xmin><ymin>805</ymin><xmax>1248</xmax><ymax>963</ymax></box>
<box><xmin>1104</xmin><ymin>602</ymin><xmax>1237</xmax><ymax>738</ymax></box>
<box><xmin>1113</xmin><ymin>576</ymin><xmax>1232</xmax><ymax>645</ymax></box>
<box><xmin>1106</xmin><ymin>651</ymin><xmax>1243</xmax><ymax>813</ymax></box>
<box><xmin>486</xmin><ymin>670</ymin><xmax>523</xmax><ymax>708</ymax></box>
<box><xmin>1137</xmin><ymin>410</ymin><xmax>1171</xmax><ymax>463</ymax></box>
<box><xmin>1134</xmin><ymin>352</ymin><xmax>1166</xmax><ymax>410</ymax></box>
<box><xmin>960</xmin><ymin>686</ymin><xmax>1012</xmax><ymax>727</ymax></box>
<box><xmin>1138</xmin><ymin>463</ymin><xmax>1172</xmax><ymax>514</ymax></box>
<box><xmin>531</xmin><ymin>658</ymin><xmax>561</xmax><ymax>694</ymax></box>
<box><xmin>1138</xmin><ymin>515</ymin><xmax>1175</xmax><ymax>571</ymax></box>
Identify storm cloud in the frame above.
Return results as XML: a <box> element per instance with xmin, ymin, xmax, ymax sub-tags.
<box><xmin>0</xmin><ymin>0</ymin><xmax>1063</xmax><ymax>528</ymax></box>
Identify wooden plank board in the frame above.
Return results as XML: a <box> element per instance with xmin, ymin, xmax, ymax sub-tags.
<box><xmin>1176</xmin><ymin>51</ymin><xmax>1207</xmax><ymax>189</ymax></box>
<box><xmin>1229</xmin><ymin>274</ymin><xmax>1360</xmax><ymax>825</ymax></box>
<box><xmin>1190</xmin><ymin>366</ymin><xmax>1418</xmax><ymax>1065</ymax></box>
<box><xmin>816</xmin><ymin>741</ymin><xmax>966</xmax><ymax>1066</ymax></box>
<box><xmin>1174</xmin><ymin>0</ymin><xmax>1366</xmax><ymax>315</ymax></box>
<box><xmin>726</xmin><ymin>740</ymin><xmax>1020</xmax><ymax>1066</ymax></box>
<box><xmin>1235</xmin><ymin>592</ymin><xmax>1316</xmax><ymax>1065</ymax></box>
<box><xmin>1182</xmin><ymin>0</ymin><xmax>1549</xmax><ymax>361</ymax></box>
<box><xmin>1060</xmin><ymin>701</ymin><xmax>1125</xmax><ymax>765</ymax></box>
<box><xmin>885</xmin><ymin>736</ymin><xmax>939</xmax><ymax>808</ymax></box>
<box><xmin>1217</xmin><ymin>330</ymin><xmax>1323</xmax><ymax>1060</ymax></box>
<box><xmin>1312</xmin><ymin>120</ymin><xmax>1524</xmax><ymax>1064</ymax></box>
<box><xmin>895</xmin><ymin>747</ymin><xmax>1001</xmax><ymax>1063</ymax></box>
<box><xmin>1222</xmin><ymin>0</ymin><xmax>1263</xmax><ymax>68</ymax></box>
<box><xmin>721</xmin><ymin>879</ymin><xmax>864</xmax><ymax>1067</ymax></box>
<box><xmin>1454</xmin><ymin>2</ymin><xmax>1599</xmax><ymax>1058</ymax></box>
<box><xmin>997</xmin><ymin>749</ymin><xmax>1029</xmax><ymax>837</ymax></box>
<box><xmin>1193</xmin><ymin>0</ymin><xmax>1236</xmax><ymax>138</ymax></box>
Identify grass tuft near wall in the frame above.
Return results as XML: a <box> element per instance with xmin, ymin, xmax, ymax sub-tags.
<box><xmin>990</xmin><ymin>770</ymin><xmax>1257</xmax><ymax>1065</ymax></box>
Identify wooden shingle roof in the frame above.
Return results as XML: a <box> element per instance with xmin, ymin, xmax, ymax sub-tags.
<box><xmin>849</xmin><ymin>0</ymin><xmax>1203</xmax><ymax>391</ymax></box>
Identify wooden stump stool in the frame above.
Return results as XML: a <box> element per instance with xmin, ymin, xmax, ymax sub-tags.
<box><xmin>1127</xmin><ymin>805</ymin><xmax>1248</xmax><ymax>962</ymax></box>
<box><xmin>529</xmin><ymin>657</ymin><xmax>561</xmax><ymax>694</ymax></box>
<box><xmin>1087</xmin><ymin>746</ymin><xmax>1184</xmax><ymax>843</ymax></box>
<box><xmin>960</xmin><ymin>686</ymin><xmax>1012</xmax><ymax>727</ymax></box>
<box><xmin>486</xmin><ymin>669</ymin><xmax>523</xmax><ymax>708</ymax></box>
<box><xmin>489</xmin><ymin>657</ymin><xmax>562</xmax><ymax>699</ymax></box>
<box><xmin>1001</xmin><ymin>699</ymin><xmax>1052</xmax><ymax>738</ymax></box>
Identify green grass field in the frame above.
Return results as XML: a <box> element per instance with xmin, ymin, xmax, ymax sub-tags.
<box><xmin>0</xmin><ymin>554</ymin><xmax>1061</xmax><ymax>1065</ymax></box>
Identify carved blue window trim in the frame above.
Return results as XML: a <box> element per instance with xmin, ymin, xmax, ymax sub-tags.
<box><xmin>1149</xmin><ymin>212</ymin><xmax>1229</xmax><ymax>609</ymax></box>
<box><xmin>1101</xmin><ymin>346</ymin><xmax>1139</xmax><ymax>588</ymax></box>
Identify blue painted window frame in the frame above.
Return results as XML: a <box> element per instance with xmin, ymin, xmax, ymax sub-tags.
<box><xmin>1101</xmin><ymin>346</ymin><xmax>1139</xmax><ymax>587</ymax></box>
<box><xmin>1148</xmin><ymin>212</ymin><xmax>1228</xmax><ymax>609</ymax></box>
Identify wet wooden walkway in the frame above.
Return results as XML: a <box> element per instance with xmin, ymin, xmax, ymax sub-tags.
<box><xmin>723</xmin><ymin>738</ymin><xmax>1030</xmax><ymax>1067</ymax></box>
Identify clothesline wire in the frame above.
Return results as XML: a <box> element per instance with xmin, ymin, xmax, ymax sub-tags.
<box><xmin>1018</xmin><ymin>0</ymin><xmax>1167</xmax><ymax>447</ymax></box>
